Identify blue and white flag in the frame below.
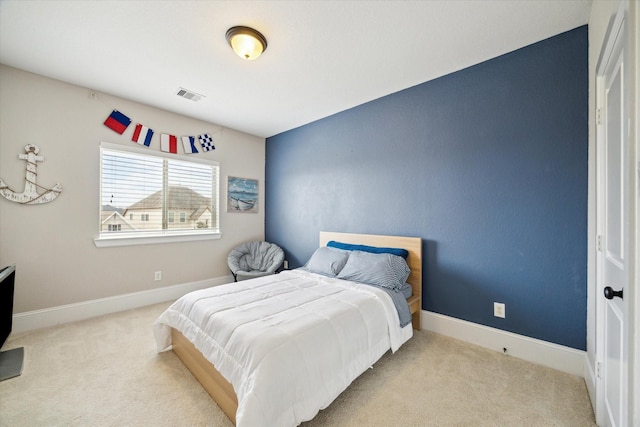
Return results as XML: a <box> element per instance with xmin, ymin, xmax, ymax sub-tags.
<box><xmin>199</xmin><ymin>133</ymin><xmax>215</xmax><ymax>152</ymax></box>
<box><xmin>182</xmin><ymin>136</ymin><xmax>198</xmax><ymax>154</ymax></box>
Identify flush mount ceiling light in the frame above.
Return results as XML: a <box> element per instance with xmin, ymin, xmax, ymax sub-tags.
<box><xmin>225</xmin><ymin>26</ymin><xmax>267</xmax><ymax>61</ymax></box>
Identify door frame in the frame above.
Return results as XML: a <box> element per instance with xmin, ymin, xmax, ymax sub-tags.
<box><xmin>633</xmin><ymin>2</ymin><xmax>640</xmax><ymax>425</ymax></box>
<box><xmin>593</xmin><ymin>1</ymin><xmax>636</xmax><ymax>425</ymax></box>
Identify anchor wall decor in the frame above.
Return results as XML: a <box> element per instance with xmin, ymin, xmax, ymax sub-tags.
<box><xmin>0</xmin><ymin>144</ymin><xmax>62</xmax><ymax>204</ymax></box>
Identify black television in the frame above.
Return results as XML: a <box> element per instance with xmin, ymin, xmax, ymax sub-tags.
<box><xmin>0</xmin><ymin>264</ymin><xmax>23</xmax><ymax>381</ymax></box>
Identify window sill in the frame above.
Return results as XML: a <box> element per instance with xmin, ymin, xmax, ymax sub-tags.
<box><xmin>94</xmin><ymin>231</ymin><xmax>222</xmax><ymax>247</ymax></box>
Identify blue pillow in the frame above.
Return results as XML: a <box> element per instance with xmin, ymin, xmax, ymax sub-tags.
<box><xmin>326</xmin><ymin>241</ymin><xmax>409</xmax><ymax>259</ymax></box>
<box><xmin>302</xmin><ymin>246</ymin><xmax>350</xmax><ymax>277</ymax></box>
<box><xmin>337</xmin><ymin>250</ymin><xmax>410</xmax><ymax>291</ymax></box>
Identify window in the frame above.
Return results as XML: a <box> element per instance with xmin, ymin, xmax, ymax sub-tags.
<box><xmin>108</xmin><ymin>224</ymin><xmax>121</xmax><ymax>231</ymax></box>
<box><xmin>96</xmin><ymin>142</ymin><xmax>220</xmax><ymax>247</ymax></box>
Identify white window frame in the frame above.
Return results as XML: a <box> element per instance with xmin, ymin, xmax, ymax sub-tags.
<box><xmin>94</xmin><ymin>142</ymin><xmax>221</xmax><ymax>247</ymax></box>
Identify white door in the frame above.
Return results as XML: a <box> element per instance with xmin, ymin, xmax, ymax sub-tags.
<box><xmin>596</xmin><ymin>5</ymin><xmax>629</xmax><ymax>427</ymax></box>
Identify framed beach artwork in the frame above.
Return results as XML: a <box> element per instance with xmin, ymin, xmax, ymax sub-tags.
<box><xmin>227</xmin><ymin>176</ymin><xmax>258</xmax><ymax>213</ymax></box>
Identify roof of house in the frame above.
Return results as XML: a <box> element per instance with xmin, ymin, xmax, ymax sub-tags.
<box><xmin>125</xmin><ymin>186</ymin><xmax>211</xmax><ymax>211</ymax></box>
<box><xmin>101</xmin><ymin>211</ymin><xmax>136</xmax><ymax>229</ymax></box>
<box><xmin>190</xmin><ymin>206</ymin><xmax>211</xmax><ymax>221</ymax></box>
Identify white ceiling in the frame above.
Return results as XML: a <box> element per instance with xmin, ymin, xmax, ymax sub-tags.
<box><xmin>0</xmin><ymin>0</ymin><xmax>592</xmax><ymax>138</ymax></box>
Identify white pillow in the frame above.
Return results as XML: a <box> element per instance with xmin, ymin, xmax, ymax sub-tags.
<box><xmin>303</xmin><ymin>247</ymin><xmax>350</xmax><ymax>276</ymax></box>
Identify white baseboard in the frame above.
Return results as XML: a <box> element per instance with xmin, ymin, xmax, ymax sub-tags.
<box><xmin>422</xmin><ymin>311</ymin><xmax>586</xmax><ymax>377</ymax></box>
<box><xmin>12</xmin><ymin>275</ymin><xmax>235</xmax><ymax>335</ymax></box>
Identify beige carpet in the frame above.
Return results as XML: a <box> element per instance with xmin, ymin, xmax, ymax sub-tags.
<box><xmin>0</xmin><ymin>302</ymin><xmax>596</xmax><ymax>426</ymax></box>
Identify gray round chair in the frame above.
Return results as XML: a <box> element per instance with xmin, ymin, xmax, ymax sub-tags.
<box><xmin>227</xmin><ymin>241</ymin><xmax>285</xmax><ymax>281</ymax></box>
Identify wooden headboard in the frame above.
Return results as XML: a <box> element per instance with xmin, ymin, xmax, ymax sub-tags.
<box><xmin>319</xmin><ymin>231</ymin><xmax>422</xmax><ymax>329</ymax></box>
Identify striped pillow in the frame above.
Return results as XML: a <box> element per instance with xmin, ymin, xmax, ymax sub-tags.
<box><xmin>337</xmin><ymin>250</ymin><xmax>410</xmax><ymax>291</ymax></box>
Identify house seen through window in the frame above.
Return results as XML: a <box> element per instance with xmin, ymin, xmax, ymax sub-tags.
<box><xmin>99</xmin><ymin>143</ymin><xmax>219</xmax><ymax>240</ymax></box>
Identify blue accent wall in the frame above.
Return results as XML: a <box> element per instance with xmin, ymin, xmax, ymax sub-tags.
<box><xmin>265</xmin><ymin>26</ymin><xmax>588</xmax><ymax>350</ymax></box>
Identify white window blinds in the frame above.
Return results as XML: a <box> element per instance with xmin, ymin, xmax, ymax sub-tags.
<box><xmin>98</xmin><ymin>143</ymin><xmax>219</xmax><ymax>241</ymax></box>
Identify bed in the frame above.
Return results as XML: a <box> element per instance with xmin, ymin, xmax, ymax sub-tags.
<box><xmin>154</xmin><ymin>231</ymin><xmax>422</xmax><ymax>426</ymax></box>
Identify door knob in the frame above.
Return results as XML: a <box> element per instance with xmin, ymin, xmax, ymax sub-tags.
<box><xmin>604</xmin><ymin>286</ymin><xmax>623</xmax><ymax>300</ymax></box>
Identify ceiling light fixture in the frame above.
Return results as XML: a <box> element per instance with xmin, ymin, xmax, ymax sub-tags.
<box><xmin>225</xmin><ymin>26</ymin><xmax>268</xmax><ymax>61</ymax></box>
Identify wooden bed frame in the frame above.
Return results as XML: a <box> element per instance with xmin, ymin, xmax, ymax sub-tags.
<box><xmin>170</xmin><ymin>231</ymin><xmax>422</xmax><ymax>424</ymax></box>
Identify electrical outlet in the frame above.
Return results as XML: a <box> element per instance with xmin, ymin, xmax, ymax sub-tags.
<box><xmin>154</xmin><ymin>271</ymin><xmax>162</xmax><ymax>281</ymax></box>
<box><xmin>494</xmin><ymin>302</ymin><xmax>505</xmax><ymax>318</ymax></box>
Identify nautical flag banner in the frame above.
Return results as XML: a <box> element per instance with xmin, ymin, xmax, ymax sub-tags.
<box><xmin>160</xmin><ymin>134</ymin><xmax>177</xmax><ymax>153</ymax></box>
<box><xmin>198</xmin><ymin>133</ymin><xmax>215</xmax><ymax>152</ymax></box>
<box><xmin>182</xmin><ymin>136</ymin><xmax>198</xmax><ymax>154</ymax></box>
<box><xmin>132</xmin><ymin>124</ymin><xmax>154</xmax><ymax>147</ymax></box>
<box><xmin>104</xmin><ymin>110</ymin><xmax>131</xmax><ymax>134</ymax></box>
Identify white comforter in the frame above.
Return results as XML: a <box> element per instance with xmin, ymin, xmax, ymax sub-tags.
<box><xmin>154</xmin><ymin>269</ymin><xmax>413</xmax><ymax>427</ymax></box>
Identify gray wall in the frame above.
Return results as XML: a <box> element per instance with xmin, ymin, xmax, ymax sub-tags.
<box><xmin>0</xmin><ymin>65</ymin><xmax>266</xmax><ymax>313</ymax></box>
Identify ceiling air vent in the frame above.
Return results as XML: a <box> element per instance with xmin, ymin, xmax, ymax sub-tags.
<box><xmin>176</xmin><ymin>87</ymin><xmax>205</xmax><ymax>102</ymax></box>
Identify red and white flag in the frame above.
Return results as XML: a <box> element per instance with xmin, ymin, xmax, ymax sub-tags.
<box><xmin>160</xmin><ymin>134</ymin><xmax>177</xmax><ymax>153</ymax></box>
